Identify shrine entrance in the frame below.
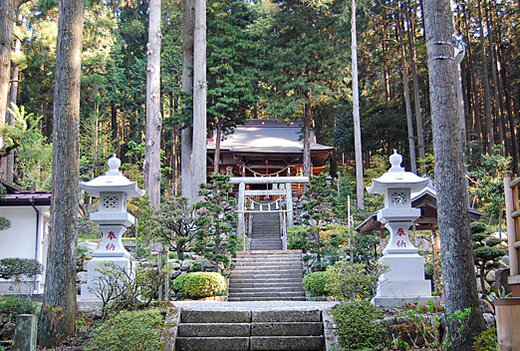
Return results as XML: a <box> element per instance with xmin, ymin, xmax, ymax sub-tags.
<box><xmin>229</xmin><ymin>176</ymin><xmax>309</xmax><ymax>251</ymax></box>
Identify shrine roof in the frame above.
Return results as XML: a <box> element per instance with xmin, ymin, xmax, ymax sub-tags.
<box><xmin>356</xmin><ymin>186</ymin><xmax>483</xmax><ymax>233</ymax></box>
<box><xmin>207</xmin><ymin>119</ymin><xmax>335</xmax><ymax>154</ymax></box>
<box><xmin>0</xmin><ymin>179</ymin><xmax>51</xmax><ymax>206</ymax></box>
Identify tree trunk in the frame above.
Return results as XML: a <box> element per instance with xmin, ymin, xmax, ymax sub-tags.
<box><xmin>144</xmin><ymin>0</ymin><xmax>162</xmax><ymax>210</ymax></box>
<box><xmin>423</xmin><ymin>0</ymin><xmax>486</xmax><ymax>349</ymax></box>
<box><xmin>476</xmin><ymin>0</ymin><xmax>494</xmax><ymax>152</ymax></box>
<box><xmin>484</xmin><ymin>0</ymin><xmax>506</xmax><ymax>155</ymax></box>
<box><xmin>303</xmin><ymin>99</ymin><xmax>312</xmax><ymax>177</ymax></box>
<box><xmin>4</xmin><ymin>34</ymin><xmax>20</xmax><ymax>183</ymax></box>
<box><xmin>397</xmin><ymin>6</ymin><xmax>417</xmax><ymax>173</ymax></box>
<box><xmin>405</xmin><ymin>0</ymin><xmax>425</xmax><ymax>173</ymax></box>
<box><xmin>213</xmin><ymin>117</ymin><xmax>221</xmax><ymax>174</ymax></box>
<box><xmin>0</xmin><ymin>0</ymin><xmax>27</xmax><ymax>178</ymax></box>
<box><xmin>37</xmin><ymin>0</ymin><xmax>83</xmax><ymax>345</ymax></box>
<box><xmin>351</xmin><ymin>0</ymin><xmax>364</xmax><ymax>210</ymax></box>
<box><xmin>181</xmin><ymin>0</ymin><xmax>195</xmax><ymax>203</ymax></box>
<box><xmin>192</xmin><ymin>0</ymin><xmax>206</xmax><ymax>196</ymax></box>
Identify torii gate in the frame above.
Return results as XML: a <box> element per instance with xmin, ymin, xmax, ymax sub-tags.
<box><xmin>229</xmin><ymin>176</ymin><xmax>309</xmax><ymax>250</ymax></box>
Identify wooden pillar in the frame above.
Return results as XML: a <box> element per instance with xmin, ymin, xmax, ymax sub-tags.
<box><xmin>432</xmin><ymin>229</ymin><xmax>440</xmax><ymax>294</ymax></box>
<box><xmin>285</xmin><ymin>182</ymin><xmax>294</xmax><ymax>226</ymax></box>
<box><xmin>238</xmin><ymin>182</ymin><xmax>245</xmax><ymax>238</ymax></box>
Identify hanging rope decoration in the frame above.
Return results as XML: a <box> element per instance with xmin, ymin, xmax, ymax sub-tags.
<box><xmin>241</xmin><ymin>164</ymin><xmax>295</xmax><ymax>177</ymax></box>
<box><xmin>245</xmin><ymin>196</ymin><xmax>283</xmax><ymax>212</ymax></box>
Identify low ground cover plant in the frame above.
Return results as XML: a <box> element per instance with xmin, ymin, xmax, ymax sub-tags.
<box><xmin>85</xmin><ymin>309</ymin><xmax>164</xmax><ymax>351</ymax></box>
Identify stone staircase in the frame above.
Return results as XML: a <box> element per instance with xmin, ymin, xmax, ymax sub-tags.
<box><xmin>250</xmin><ymin>211</ymin><xmax>282</xmax><ymax>251</ymax></box>
<box><xmin>175</xmin><ymin>309</ymin><xmax>325</xmax><ymax>351</ymax></box>
<box><xmin>228</xmin><ymin>251</ymin><xmax>306</xmax><ymax>301</ymax></box>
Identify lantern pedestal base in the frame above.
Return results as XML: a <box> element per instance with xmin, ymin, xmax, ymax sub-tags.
<box><xmin>80</xmin><ymin>257</ymin><xmax>134</xmax><ymax>301</ymax></box>
<box><xmin>372</xmin><ymin>253</ymin><xmax>436</xmax><ymax>307</ymax></box>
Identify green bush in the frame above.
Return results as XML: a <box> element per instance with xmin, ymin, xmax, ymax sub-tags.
<box><xmin>0</xmin><ymin>296</ymin><xmax>39</xmax><ymax>320</ymax></box>
<box><xmin>473</xmin><ymin>327</ymin><xmax>497</xmax><ymax>351</ymax></box>
<box><xmin>332</xmin><ymin>300</ymin><xmax>387</xmax><ymax>351</ymax></box>
<box><xmin>173</xmin><ymin>272</ymin><xmax>226</xmax><ymax>298</ymax></box>
<box><xmin>0</xmin><ymin>258</ymin><xmax>42</xmax><ymax>280</ymax></box>
<box><xmin>302</xmin><ymin>271</ymin><xmax>328</xmax><ymax>297</ymax></box>
<box><xmin>325</xmin><ymin>259</ymin><xmax>385</xmax><ymax>300</ymax></box>
<box><xmin>85</xmin><ymin>309</ymin><xmax>164</xmax><ymax>351</ymax></box>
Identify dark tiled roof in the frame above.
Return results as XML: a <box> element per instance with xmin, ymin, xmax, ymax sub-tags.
<box><xmin>0</xmin><ymin>180</ymin><xmax>51</xmax><ymax>206</ymax></box>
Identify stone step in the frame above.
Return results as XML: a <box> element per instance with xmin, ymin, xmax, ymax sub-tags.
<box><xmin>229</xmin><ymin>287</ymin><xmax>305</xmax><ymax>293</ymax></box>
<box><xmin>231</xmin><ymin>270</ymin><xmax>302</xmax><ymax>276</ymax></box>
<box><xmin>229</xmin><ymin>282</ymin><xmax>303</xmax><ymax>289</ymax></box>
<box><xmin>233</xmin><ymin>256</ymin><xmax>301</xmax><ymax>261</ymax></box>
<box><xmin>227</xmin><ymin>296</ymin><xmax>307</xmax><ymax>301</ymax></box>
<box><xmin>229</xmin><ymin>277</ymin><xmax>303</xmax><ymax>284</ymax></box>
<box><xmin>250</xmin><ymin>336</ymin><xmax>324</xmax><ymax>351</ymax></box>
<box><xmin>231</xmin><ymin>271</ymin><xmax>303</xmax><ymax>279</ymax></box>
<box><xmin>228</xmin><ymin>291</ymin><xmax>306</xmax><ymax>298</ymax></box>
<box><xmin>232</xmin><ymin>260</ymin><xmax>302</xmax><ymax>267</ymax></box>
<box><xmin>250</xmin><ymin>247</ymin><xmax>283</xmax><ymax>251</ymax></box>
<box><xmin>181</xmin><ymin>310</ymin><xmax>251</xmax><ymax>324</ymax></box>
<box><xmin>178</xmin><ymin>323</ymin><xmax>250</xmax><ymax>337</ymax></box>
<box><xmin>251</xmin><ymin>310</ymin><xmax>321</xmax><ymax>322</ymax></box>
<box><xmin>250</xmin><ymin>322</ymin><xmax>323</xmax><ymax>336</ymax></box>
<box><xmin>176</xmin><ymin>337</ymin><xmax>249</xmax><ymax>351</ymax></box>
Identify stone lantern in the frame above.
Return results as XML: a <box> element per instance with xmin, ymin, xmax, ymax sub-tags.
<box><xmin>367</xmin><ymin>151</ymin><xmax>435</xmax><ymax>307</ymax></box>
<box><xmin>80</xmin><ymin>155</ymin><xmax>145</xmax><ymax>301</ymax></box>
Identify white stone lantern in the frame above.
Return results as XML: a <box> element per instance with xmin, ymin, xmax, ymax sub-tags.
<box><xmin>79</xmin><ymin>155</ymin><xmax>145</xmax><ymax>301</ymax></box>
<box><xmin>367</xmin><ymin>151</ymin><xmax>436</xmax><ymax>307</ymax></box>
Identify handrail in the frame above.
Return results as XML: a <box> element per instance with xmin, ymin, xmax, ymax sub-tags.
<box><xmin>504</xmin><ymin>174</ymin><xmax>520</xmax><ymax>296</ymax></box>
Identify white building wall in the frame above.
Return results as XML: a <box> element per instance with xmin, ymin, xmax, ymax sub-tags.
<box><xmin>0</xmin><ymin>205</ymin><xmax>50</xmax><ymax>294</ymax></box>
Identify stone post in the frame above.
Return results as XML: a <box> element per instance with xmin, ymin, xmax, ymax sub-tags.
<box><xmin>14</xmin><ymin>314</ymin><xmax>37</xmax><ymax>351</ymax></box>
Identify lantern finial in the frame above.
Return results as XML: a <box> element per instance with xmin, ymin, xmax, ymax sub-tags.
<box><xmin>106</xmin><ymin>154</ymin><xmax>121</xmax><ymax>176</ymax></box>
<box><xmin>389</xmin><ymin>150</ymin><xmax>404</xmax><ymax>172</ymax></box>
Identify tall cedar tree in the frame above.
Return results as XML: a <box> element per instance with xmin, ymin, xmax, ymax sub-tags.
<box><xmin>207</xmin><ymin>0</ymin><xmax>261</xmax><ymax>173</ymax></box>
<box><xmin>37</xmin><ymin>0</ymin><xmax>84</xmax><ymax>345</ymax></box>
<box><xmin>423</xmin><ymin>0</ymin><xmax>486</xmax><ymax>348</ymax></box>
<box><xmin>262</xmin><ymin>0</ymin><xmax>348</xmax><ymax>176</ymax></box>
<box><xmin>145</xmin><ymin>0</ymin><xmax>162</xmax><ymax>209</ymax></box>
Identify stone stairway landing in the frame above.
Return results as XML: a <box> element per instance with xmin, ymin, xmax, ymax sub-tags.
<box><xmin>175</xmin><ymin>309</ymin><xmax>325</xmax><ymax>351</ymax></box>
<box><xmin>228</xmin><ymin>250</ymin><xmax>305</xmax><ymax>301</ymax></box>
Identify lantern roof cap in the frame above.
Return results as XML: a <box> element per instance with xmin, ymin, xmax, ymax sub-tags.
<box><xmin>80</xmin><ymin>155</ymin><xmax>145</xmax><ymax>197</ymax></box>
<box><xmin>367</xmin><ymin>150</ymin><xmax>429</xmax><ymax>194</ymax></box>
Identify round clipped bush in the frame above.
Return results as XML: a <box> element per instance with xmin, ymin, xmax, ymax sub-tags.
<box><xmin>85</xmin><ymin>309</ymin><xmax>164</xmax><ymax>351</ymax></box>
<box><xmin>302</xmin><ymin>271</ymin><xmax>328</xmax><ymax>297</ymax></box>
<box><xmin>174</xmin><ymin>272</ymin><xmax>226</xmax><ymax>298</ymax></box>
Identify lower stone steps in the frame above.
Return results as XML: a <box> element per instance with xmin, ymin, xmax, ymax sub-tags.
<box><xmin>175</xmin><ymin>309</ymin><xmax>324</xmax><ymax>351</ymax></box>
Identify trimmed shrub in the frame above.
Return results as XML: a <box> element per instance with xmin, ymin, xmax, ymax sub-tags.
<box><xmin>173</xmin><ymin>272</ymin><xmax>226</xmax><ymax>298</ymax></box>
<box><xmin>0</xmin><ymin>258</ymin><xmax>42</xmax><ymax>280</ymax></box>
<box><xmin>85</xmin><ymin>309</ymin><xmax>164</xmax><ymax>351</ymax></box>
<box><xmin>332</xmin><ymin>300</ymin><xmax>387</xmax><ymax>351</ymax></box>
<box><xmin>0</xmin><ymin>296</ymin><xmax>39</xmax><ymax>320</ymax></box>
<box><xmin>325</xmin><ymin>259</ymin><xmax>385</xmax><ymax>301</ymax></box>
<box><xmin>302</xmin><ymin>271</ymin><xmax>328</xmax><ymax>297</ymax></box>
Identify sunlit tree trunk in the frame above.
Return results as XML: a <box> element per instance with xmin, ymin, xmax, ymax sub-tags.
<box><xmin>145</xmin><ymin>0</ymin><xmax>162</xmax><ymax>209</ymax></box>
<box><xmin>181</xmin><ymin>0</ymin><xmax>195</xmax><ymax>203</ymax></box>
<box><xmin>37</xmin><ymin>0</ymin><xmax>83</xmax><ymax>345</ymax></box>
<box><xmin>423</xmin><ymin>0</ymin><xmax>486</xmax><ymax>348</ymax></box>
<box><xmin>192</xmin><ymin>0</ymin><xmax>206</xmax><ymax>192</ymax></box>
<box><xmin>351</xmin><ymin>0</ymin><xmax>364</xmax><ymax>210</ymax></box>
<box><xmin>397</xmin><ymin>6</ymin><xmax>416</xmax><ymax>173</ymax></box>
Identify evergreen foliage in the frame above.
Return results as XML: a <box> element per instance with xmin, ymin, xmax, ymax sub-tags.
<box><xmin>150</xmin><ymin>196</ymin><xmax>196</xmax><ymax>260</ymax></box>
<box><xmin>193</xmin><ymin>174</ymin><xmax>238</xmax><ymax>272</ymax></box>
